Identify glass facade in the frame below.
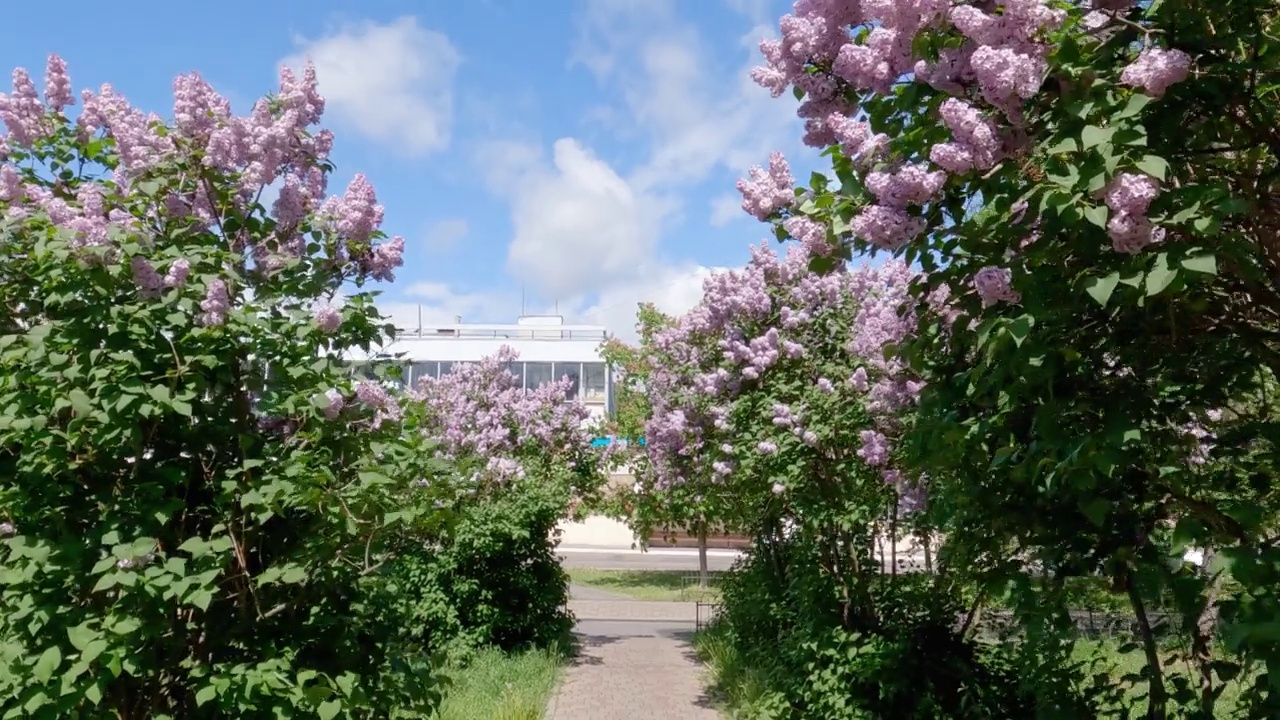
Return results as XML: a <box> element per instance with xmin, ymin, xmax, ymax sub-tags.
<box><xmin>523</xmin><ymin>362</ymin><xmax>554</xmax><ymax>390</ymax></box>
<box><xmin>355</xmin><ymin>359</ymin><xmax>611</xmax><ymax>404</ymax></box>
<box><xmin>552</xmin><ymin>362</ymin><xmax>581</xmax><ymax>399</ymax></box>
<box><xmin>583</xmin><ymin>363</ymin><xmax>607</xmax><ymax>401</ymax></box>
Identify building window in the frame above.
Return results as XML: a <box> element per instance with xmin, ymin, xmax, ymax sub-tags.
<box><xmin>501</xmin><ymin>361</ymin><xmax>522</xmax><ymax>386</ymax></box>
<box><xmin>438</xmin><ymin>361</ymin><xmax>455</xmax><ymax>377</ymax></box>
<box><xmin>524</xmin><ymin>362</ymin><xmax>554</xmax><ymax>390</ymax></box>
<box><xmin>583</xmin><ymin>362</ymin><xmax>607</xmax><ymax>402</ymax></box>
<box><xmin>410</xmin><ymin>361</ymin><xmax>438</xmax><ymax>385</ymax></box>
<box><xmin>553</xmin><ymin>362</ymin><xmax>581</xmax><ymax>400</ymax></box>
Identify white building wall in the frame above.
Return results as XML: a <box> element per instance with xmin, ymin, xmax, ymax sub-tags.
<box><xmin>346</xmin><ymin>314</ymin><xmax>616</xmax><ymax>423</ymax></box>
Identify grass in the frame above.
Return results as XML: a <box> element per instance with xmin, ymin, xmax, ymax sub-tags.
<box><xmin>567</xmin><ymin>568</ymin><xmax>723</xmax><ymax>602</ymax></box>
<box><xmin>693</xmin><ymin>625</ymin><xmax>779</xmax><ymax>717</ymax></box>
<box><xmin>1072</xmin><ymin>639</ymin><xmax>1252</xmax><ymax>718</ymax></box>
<box><xmin>432</xmin><ymin>646</ymin><xmax>563</xmax><ymax>720</ymax></box>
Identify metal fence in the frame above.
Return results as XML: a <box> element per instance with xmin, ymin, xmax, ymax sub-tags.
<box><xmin>969</xmin><ymin>608</ymin><xmax>1185</xmax><ymax>641</ymax></box>
<box><xmin>696</xmin><ymin>602</ymin><xmax>723</xmax><ymax>631</ymax></box>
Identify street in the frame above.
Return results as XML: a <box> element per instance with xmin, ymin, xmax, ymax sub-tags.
<box><xmin>556</xmin><ymin>547</ymin><xmax>741</xmax><ymax>572</ymax></box>
<box><xmin>556</xmin><ymin>546</ymin><xmax>929</xmax><ymax>573</ymax></box>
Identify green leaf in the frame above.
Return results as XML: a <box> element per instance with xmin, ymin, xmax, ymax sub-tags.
<box><xmin>1181</xmin><ymin>253</ymin><xmax>1217</xmax><ymax>275</ymax></box>
<box><xmin>67</xmin><ymin>623</ymin><xmax>97</xmax><ymax>651</ymax></box>
<box><xmin>195</xmin><ymin>686</ymin><xmax>218</xmax><ymax>707</ymax></box>
<box><xmin>1083</xmin><ymin>204</ymin><xmax>1108</xmax><ymax>228</ymax></box>
<box><xmin>171</xmin><ymin>399</ymin><xmax>193</xmax><ymax>417</ymax></box>
<box><xmin>33</xmin><ymin>646</ymin><xmax>62</xmax><ymax>683</ymax></box>
<box><xmin>1115</xmin><ymin>93</ymin><xmax>1153</xmax><ymax>119</ymax></box>
<box><xmin>279</xmin><ymin>565</ymin><xmax>307</xmax><ymax>584</ymax></box>
<box><xmin>1080</xmin><ymin>499</ymin><xmax>1110</xmax><ymax>527</ymax></box>
<box><xmin>1135</xmin><ymin>155</ymin><xmax>1169</xmax><ymax>181</ymax></box>
<box><xmin>1145</xmin><ymin>255</ymin><xmax>1177</xmax><ymax>297</ymax></box>
<box><xmin>357</xmin><ymin>471</ymin><xmax>393</xmax><ymax>485</ymax></box>
<box><xmin>91</xmin><ymin>573</ymin><xmax>120</xmax><ymax>593</ymax></box>
<box><xmin>318</xmin><ymin>700</ymin><xmax>342</xmax><ymax>720</ymax></box>
<box><xmin>1007</xmin><ymin>316</ymin><xmax>1034</xmax><ymax>347</ymax></box>
<box><xmin>1045</xmin><ymin>137</ymin><xmax>1078</xmax><ymax>154</ymax></box>
<box><xmin>1080</xmin><ymin>125</ymin><xmax>1115</xmax><ymax>149</ymax></box>
<box><xmin>177</xmin><ymin>537</ymin><xmax>210</xmax><ymax>557</ymax></box>
<box><xmin>69</xmin><ymin>389</ymin><xmax>92</xmax><ymax>415</ymax></box>
<box><xmin>1084</xmin><ymin>272</ymin><xmax>1120</xmax><ymax>307</ymax></box>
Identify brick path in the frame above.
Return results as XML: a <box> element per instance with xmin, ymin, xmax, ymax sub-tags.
<box><xmin>544</xmin><ymin>586</ymin><xmax>722</xmax><ymax>719</ymax></box>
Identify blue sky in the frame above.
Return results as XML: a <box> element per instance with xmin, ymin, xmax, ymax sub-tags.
<box><xmin>1</xmin><ymin>0</ymin><xmax>825</xmax><ymax>340</ymax></box>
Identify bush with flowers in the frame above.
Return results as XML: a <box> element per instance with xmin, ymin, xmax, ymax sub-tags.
<box><xmin>0</xmin><ymin>55</ymin><xmax>464</xmax><ymax>718</ymax></box>
<box><xmin>641</xmin><ymin>241</ymin><xmax>1103</xmax><ymax>717</ymax></box>
<box><xmin>378</xmin><ymin>347</ymin><xmax>612</xmax><ymax>659</ymax></box>
<box><xmin>732</xmin><ymin>0</ymin><xmax>1280</xmax><ymax>717</ymax></box>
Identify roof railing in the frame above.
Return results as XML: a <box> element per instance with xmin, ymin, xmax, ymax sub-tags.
<box><xmin>392</xmin><ymin>323</ymin><xmax>609</xmax><ymax>341</ymax></box>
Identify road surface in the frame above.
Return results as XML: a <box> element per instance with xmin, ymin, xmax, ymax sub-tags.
<box><xmin>556</xmin><ymin>546</ymin><xmax>928</xmax><ymax>573</ymax></box>
<box><xmin>556</xmin><ymin>547</ymin><xmax>741</xmax><ymax>572</ymax></box>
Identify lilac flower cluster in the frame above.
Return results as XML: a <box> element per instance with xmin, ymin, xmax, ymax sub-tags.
<box><xmin>737</xmin><ymin>152</ymin><xmax>795</xmax><ymax>221</ymax></box>
<box><xmin>741</xmin><ymin>0</ymin><xmax>1196</xmax><ymax>301</ymax></box>
<box><xmin>1104</xmin><ymin>172</ymin><xmax>1165</xmax><ymax>254</ymax></box>
<box><xmin>0</xmin><ymin>54</ymin><xmax>407</xmax><ymax>324</ymax></box>
<box><xmin>354</xmin><ymin>380</ymin><xmax>403</xmax><ymax>429</ymax></box>
<box><xmin>313</xmin><ymin>304</ymin><xmax>342</xmax><ymax>333</ymax></box>
<box><xmin>1120</xmin><ymin>48</ymin><xmax>1192</xmax><ymax>98</ymax></box>
<box><xmin>199</xmin><ymin>279</ymin><xmax>230</xmax><ymax>327</ymax></box>
<box><xmin>407</xmin><ymin>346</ymin><xmax>605</xmax><ymax>487</ymax></box>
<box><xmin>973</xmin><ymin>266</ymin><xmax>1021</xmax><ymax>307</ymax></box>
<box><xmin>644</xmin><ymin>242</ymin><xmax>924</xmax><ymax>506</ymax></box>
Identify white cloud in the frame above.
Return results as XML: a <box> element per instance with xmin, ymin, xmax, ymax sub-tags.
<box><xmin>448</xmin><ymin>1</ymin><xmax>807</xmax><ymax>337</ymax></box>
<box><xmin>486</xmin><ymin>138</ymin><xmax>671</xmax><ymax>301</ymax></box>
<box><xmin>378</xmin><ymin>281</ymin><xmax>514</xmax><ymax>330</ymax></box>
<box><xmin>572</xmin><ymin>2</ymin><xmax>801</xmax><ymax>192</ymax></box>
<box><xmin>374</xmin><ymin>262</ymin><xmax>717</xmax><ymax>344</ymax></box>
<box><xmin>281</xmin><ymin>17</ymin><xmax>460</xmax><ymax>156</ymax></box>
<box><xmin>709</xmin><ymin>193</ymin><xmax>745</xmax><ymax>227</ymax></box>
<box><xmin>423</xmin><ymin>218</ymin><xmax>468</xmax><ymax>251</ymax></box>
<box><xmin>722</xmin><ymin>0</ymin><xmax>770</xmax><ymax>22</ymax></box>
<box><xmin>569</xmin><ymin>263</ymin><xmax>720</xmax><ymax>343</ymax></box>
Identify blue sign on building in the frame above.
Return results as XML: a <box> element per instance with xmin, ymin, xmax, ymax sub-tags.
<box><xmin>590</xmin><ymin>436</ymin><xmax>646</xmax><ymax>448</ymax></box>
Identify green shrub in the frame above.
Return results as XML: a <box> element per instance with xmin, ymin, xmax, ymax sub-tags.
<box><xmin>711</xmin><ymin>545</ymin><xmax>1104</xmax><ymax>720</ymax></box>
<box><xmin>385</xmin><ymin>478</ymin><xmax>573</xmax><ymax>658</ymax></box>
<box><xmin>0</xmin><ymin>58</ymin><xmax>449</xmax><ymax>717</ymax></box>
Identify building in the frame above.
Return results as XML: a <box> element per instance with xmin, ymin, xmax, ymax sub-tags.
<box><xmin>349</xmin><ymin>312</ymin><xmax>653</xmax><ymax>549</ymax></box>
<box><xmin>345</xmin><ymin>313</ymin><xmax>616</xmax><ymax>422</ymax></box>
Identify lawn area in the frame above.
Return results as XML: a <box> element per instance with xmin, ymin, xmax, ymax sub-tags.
<box><xmin>1072</xmin><ymin>639</ymin><xmax>1251</xmax><ymax>718</ymax></box>
<box><xmin>433</xmin><ymin>646</ymin><xmax>563</xmax><ymax>720</ymax></box>
<box><xmin>567</xmin><ymin>568</ymin><xmax>723</xmax><ymax>602</ymax></box>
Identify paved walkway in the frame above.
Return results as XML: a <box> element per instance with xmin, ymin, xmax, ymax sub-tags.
<box><xmin>544</xmin><ymin>586</ymin><xmax>721</xmax><ymax>719</ymax></box>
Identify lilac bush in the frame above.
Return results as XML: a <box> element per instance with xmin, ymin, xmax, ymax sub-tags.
<box><xmin>406</xmin><ymin>346</ymin><xmax>609</xmax><ymax>501</ymax></box>
<box><xmin>737</xmin><ymin>0</ymin><xmax>1279</xmax><ymax>715</ymax></box>
<box><xmin>0</xmin><ymin>55</ymin><xmax>445</xmax><ymax>717</ymax></box>
<box><xmin>386</xmin><ymin>349</ymin><xmax>611</xmax><ymax>653</ymax></box>
<box><xmin>639</xmin><ymin>241</ymin><xmax>927</xmax><ymax>574</ymax></box>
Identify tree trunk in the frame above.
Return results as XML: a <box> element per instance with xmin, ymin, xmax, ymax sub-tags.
<box><xmin>1127</xmin><ymin>576</ymin><xmax>1168</xmax><ymax>720</ymax></box>
<box><xmin>1190</xmin><ymin>546</ymin><xmax>1222</xmax><ymax>715</ymax></box>
<box><xmin>923</xmin><ymin>532</ymin><xmax>934</xmax><ymax>574</ymax></box>
<box><xmin>890</xmin><ymin>498</ymin><xmax>899</xmax><ymax>578</ymax></box>
<box><xmin>697</xmin><ymin>520</ymin><xmax>709</xmax><ymax>589</ymax></box>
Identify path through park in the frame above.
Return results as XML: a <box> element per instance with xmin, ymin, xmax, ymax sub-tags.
<box><xmin>543</xmin><ymin>584</ymin><xmax>722</xmax><ymax>719</ymax></box>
